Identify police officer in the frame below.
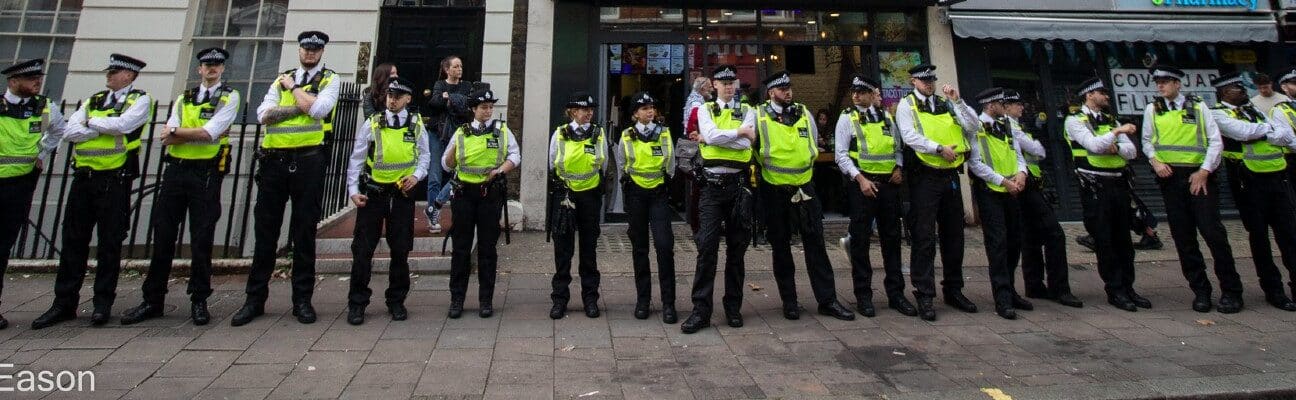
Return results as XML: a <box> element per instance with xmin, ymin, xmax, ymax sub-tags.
<box><xmin>121</xmin><ymin>48</ymin><xmax>239</xmax><ymax>326</ymax></box>
<box><xmin>0</xmin><ymin>59</ymin><xmax>65</xmax><ymax>330</ymax></box>
<box><xmin>1003</xmin><ymin>90</ymin><xmax>1081</xmax><ymax>308</ymax></box>
<box><xmin>895</xmin><ymin>64</ymin><xmax>981</xmax><ymax>321</ymax></box>
<box><xmin>344</xmin><ymin>77</ymin><xmax>430</xmax><ymax>325</ymax></box>
<box><xmin>1212</xmin><ymin>72</ymin><xmax>1296</xmax><ymax>312</ymax></box>
<box><xmin>968</xmin><ymin>88</ymin><xmax>1033</xmax><ymax>320</ymax></box>
<box><xmin>549</xmin><ymin>92</ymin><xmax>607</xmax><ymax>319</ymax></box>
<box><xmin>616</xmin><ymin>91</ymin><xmax>678</xmax><ymax>323</ymax></box>
<box><xmin>1065</xmin><ymin>77</ymin><xmax>1142</xmax><ymax>312</ymax></box>
<box><xmin>443</xmin><ymin>88</ymin><xmax>518</xmax><ymax>319</ymax></box>
<box><xmin>234</xmin><ymin>31</ymin><xmax>340</xmax><ymax>326</ymax></box>
<box><xmin>1142</xmin><ymin>65</ymin><xmax>1241</xmax><ymax>314</ymax></box>
<box><xmin>33</xmin><ymin>54</ymin><xmax>152</xmax><ymax>329</ymax></box>
<box><xmin>834</xmin><ymin>75</ymin><xmax>913</xmax><ymax>318</ymax></box>
<box><xmin>681</xmin><ymin>65</ymin><xmax>755</xmax><ymax>334</ymax></box>
<box><xmin>1275</xmin><ymin>69</ymin><xmax>1296</xmax><ymax>204</ymax></box>
<box><xmin>752</xmin><ymin>71</ymin><xmax>854</xmax><ymax>321</ymax></box>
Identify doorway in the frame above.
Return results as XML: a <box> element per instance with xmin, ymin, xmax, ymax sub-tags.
<box><xmin>375</xmin><ymin>5</ymin><xmax>485</xmax><ymax>110</ymax></box>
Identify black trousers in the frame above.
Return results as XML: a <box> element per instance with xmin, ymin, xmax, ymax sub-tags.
<box><xmin>349</xmin><ymin>188</ymin><xmax>413</xmax><ymax>307</ymax></box>
<box><xmin>54</xmin><ymin>171</ymin><xmax>134</xmax><ymax>310</ymax></box>
<box><xmin>1156</xmin><ymin>166</ymin><xmax>1241</xmax><ymax>298</ymax></box>
<box><xmin>142</xmin><ymin>163</ymin><xmax>222</xmax><ymax>306</ymax></box>
<box><xmin>845</xmin><ymin>174</ymin><xmax>905</xmax><ymax>302</ymax></box>
<box><xmin>0</xmin><ymin>171</ymin><xmax>39</xmax><ymax>305</ymax></box>
<box><xmin>623</xmin><ymin>182</ymin><xmax>675</xmax><ymax>306</ymax></box>
<box><xmin>551</xmin><ymin>188</ymin><xmax>602</xmax><ymax>306</ymax></box>
<box><xmin>246</xmin><ymin>150</ymin><xmax>325</xmax><ymax>305</ymax></box>
<box><xmin>1079</xmin><ymin>173</ymin><xmax>1137</xmax><ymax>297</ymax></box>
<box><xmin>689</xmin><ymin>175</ymin><xmax>750</xmax><ymax>317</ymax></box>
<box><xmin>762</xmin><ymin>182</ymin><xmax>839</xmax><ymax>306</ymax></box>
<box><xmin>906</xmin><ymin>167</ymin><xmax>965</xmax><ymax>299</ymax></box>
<box><xmin>449</xmin><ymin>181</ymin><xmax>503</xmax><ymax>304</ymax></box>
<box><xmin>1019</xmin><ymin>177</ymin><xmax>1071</xmax><ymax>296</ymax></box>
<box><xmin>1226</xmin><ymin>161</ymin><xmax>1296</xmax><ymax>297</ymax></box>
<box><xmin>973</xmin><ymin>183</ymin><xmax>1023</xmax><ymax>305</ymax></box>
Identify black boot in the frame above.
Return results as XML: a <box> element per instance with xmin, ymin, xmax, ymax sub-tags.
<box><xmin>230</xmin><ymin>303</ymin><xmax>264</xmax><ymax>326</ymax></box>
<box><xmin>388</xmin><ymin>302</ymin><xmax>408</xmax><ymax>321</ymax></box>
<box><xmin>817</xmin><ymin>300</ymin><xmax>855</xmax><ymax>321</ymax></box>
<box><xmin>448</xmin><ymin>300</ymin><xmax>464</xmax><ymax>319</ymax></box>
<box><xmin>549</xmin><ymin>302</ymin><xmax>566</xmax><ymax>320</ymax></box>
<box><xmin>1011</xmin><ymin>295</ymin><xmax>1034</xmax><ymax>311</ymax></box>
<box><xmin>633</xmin><ymin>302</ymin><xmax>650</xmax><ymax>320</ymax></box>
<box><xmin>943</xmin><ymin>289</ymin><xmax>977</xmax><ymax>313</ymax></box>
<box><xmin>888</xmin><ymin>296</ymin><xmax>918</xmax><ymax>317</ymax></box>
<box><xmin>1192</xmin><ymin>293</ymin><xmax>1212</xmax><ymax>313</ymax></box>
<box><xmin>915</xmin><ymin>295</ymin><xmax>936</xmax><ymax>321</ymax></box>
<box><xmin>347</xmin><ymin>305</ymin><xmax>365</xmax><ymax>325</ymax></box>
<box><xmin>31</xmin><ymin>305</ymin><xmax>76</xmax><ymax>330</ymax></box>
<box><xmin>292</xmin><ymin>302</ymin><xmax>317</xmax><ymax>324</ymax></box>
<box><xmin>662</xmin><ymin>303</ymin><xmax>678</xmax><ymax>324</ymax></box>
<box><xmin>479</xmin><ymin>301</ymin><xmax>494</xmax><ymax>318</ymax></box>
<box><xmin>856</xmin><ymin>297</ymin><xmax>876</xmax><ymax>318</ymax></box>
<box><xmin>680</xmin><ymin>312</ymin><xmax>710</xmax><ymax>334</ymax></box>
<box><xmin>191</xmin><ymin>301</ymin><xmax>210</xmax><ymax>326</ymax></box>
<box><xmin>120</xmin><ymin>303</ymin><xmax>164</xmax><ymax>325</ymax></box>
<box><xmin>1217</xmin><ymin>295</ymin><xmax>1243</xmax><ymax>314</ymax></box>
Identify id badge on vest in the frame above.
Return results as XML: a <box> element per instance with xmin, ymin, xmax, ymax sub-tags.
<box><xmin>20</xmin><ymin>109</ymin><xmax>33</xmax><ymax>119</ymax></box>
<box><xmin>584</xmin><ymin>144</ymin><xmax>597</xmax><ymax>155</ymax></box>
<box><xmin>199</xmin><ymin>108</ymin><xmax>216</xmax><ymax>120</ymax></box>
<box><xmin>28</xmin><ymin>121</ymin><xmax>41</xmax><ymax>133</ymax></box>
<box><xmin>730</xmin><ymin>109</ymin><xmax>745</xmax><ymax>122</ymax></box>
<box><xmin>881</xmin><ymin>120</ymin><xmax>894</xmax><ymax>137</ymax></box>
<box><xmin>1181</xmin><ymin>112</ymin><xmax>1197</xmax><ymax>125</ymax></box>
<box><xmin>797</xmin><ymin>127</ymin><xmax>809</xmax><ymax>138</ymax></box>
<box><xmin>651</xmin><ymin>145</ymin><xmax>663</xmax><ymax>157</ymax></box>
<box><xmin>486</xmin><ymin>138</ymin><xmax>500</xmax><ymax>149</ymax></box>
<box><xmin>403</xmin><ymin>130</ymin><xmax>417</xmax><ymax>143</ymax></box>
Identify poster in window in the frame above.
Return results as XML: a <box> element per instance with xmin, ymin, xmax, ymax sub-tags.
<box><xmin>609</xmin><ymin>44</ymin><xmax>623</xmax><ymax>74</ymax></box>
<box><xmin>879</xmin><ymin>50</ymin><xmax>923</xmax><ymax>110</ymax></box>
<box><xmin>622</xmin><ymin>44</ymin><xmax>647</xmax><ymax>74</ymax></box>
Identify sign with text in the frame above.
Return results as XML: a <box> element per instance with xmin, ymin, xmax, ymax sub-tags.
<box><xmin>1109</xmin><ymin>68</ymin><xmax>1219</xmax><ymax>116</ymax></box>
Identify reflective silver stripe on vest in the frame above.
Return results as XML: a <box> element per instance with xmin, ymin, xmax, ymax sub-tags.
<box><xmin>979</xmin><ymin>136</ymin><xmax>996</xmax><ymax>168</ymax></box>
<box><xmin>757</xmin><ymin>108</ymin><xmax>814</xmax><ymax>175</ymax></box>
<box><xmin>0</xmin><ymin>155</ymin><xmax>37</xmax><ymax>164</ymax></box>
<box><xmin>555</xmin><ymin>132</ymin><xmax>601</xmax><ymax>181</ymax></box>
<box><xmin>1151</xmin><ymin>101</ymin><xmax>1207</xmax><ymax>154</ymax></box>
<box><xmin>1152</xmin><ymin>144</ymin><xmax>1207</xmax><ymax>154</ymax></box>
<box><xmin>1245</xmin><ymin>145</ymin><xmax>1284</xmax><ymax>161</ymax></box>
<box><xmin>370</xmin><ymin>120</ymin><xmax>417</xmax><ymax>171</ymax></box>
<box><xmin>622</xmin><ymin>127</ymin><xmax>671</xmax><ymax>179</ymax></box>
<box><xmin>265</xmin><ymin>124</ymin><xmax>324</xmax><ymax>135</ymax></box>
<box><xmin>456</xmin><ymin>127</ymin><xmax>507</xmax><ymax>174</ymax></box>
<box><xmin>75</xmin><ymin>136</ymin><xmax>125</xmax><ymax>156</ymax></box>
<box><xmin>851</xmin><ymin>112</ymin><xmax>893</xmax><ymax>161</ymax></box>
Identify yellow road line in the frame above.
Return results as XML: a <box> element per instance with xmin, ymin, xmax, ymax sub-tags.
<box><xmin>980</xmin><ymin>388</ymin><xmax>1013</xmax><ymax>400</ymax></box>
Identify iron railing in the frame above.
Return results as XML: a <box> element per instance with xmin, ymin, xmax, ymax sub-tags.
<box><xmin>8</xmin><ymin>82</ymin><xmax>361</xmax><ymax>261</ymax></box>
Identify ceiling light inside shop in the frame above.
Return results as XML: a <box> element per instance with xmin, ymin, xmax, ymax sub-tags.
<box><xmin>829</xmin><ymin>12</ymin><xmax>840</xmax><ymax>17</ymax></box>
<box><xmin>807</xmin><ymin>20</ymin><xmax>816</xmax><ymax>24</ymax></box>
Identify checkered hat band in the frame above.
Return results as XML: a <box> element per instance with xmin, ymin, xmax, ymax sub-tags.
<box><xmin>109</xmin><ymin>59</ymin><xmax>141</xmax><ymax>71</ymax></box>
<box><xmin>713</xmin><ymin>69</ymin><xmax>736</xmax><ymax>79</ymax></box>
<box><xmin>389</xmin><ymin>82</ymin><xmax>412</xmax><ymax>93</ymax></box>
<box><xmin>8</xmin><ymin>64</ymin><xmax>41</xmax><ymax>75</ymax></box>
<box><xmin>301</xmin><ymin>36</ymin><xmax>325</xmax><ymax>46</ymax></box>
<box><xmin>1212</xmin><ymin>77</ymin><xmax>1243</xmax><ymax>88</ymax></box>
<box><xmin>766</xmin><ymin>75</ymin><xmax>790</xmax><ymax>89</ymax></box>
<box><xmin>1282</xmin><ymin>71</ymin><xmax>1296</xmax><ymax>83</ymax></box>
<box><xmin>1078</xmin><ymin>81</ymin><xmax>1105</xmax><ymax>96</ymax></box>
<box><xmin>1152</xmin><ymin>70</ymin><xmax>1182</xmax><ymax>80</ymax></box>
<box><xmin>978</xmin><ymin>94</ymin><xmax>1005</xmax><ymax>104</ymax></box>
<box><xmin>911</xmin><ymin>70</ymin><xmax>935</xmax><ymax>79</ymax></box>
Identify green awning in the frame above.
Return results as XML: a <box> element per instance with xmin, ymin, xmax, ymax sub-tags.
<box><xmin>949</xmin><ymin>11</ymin><xmax>1278</xmax><ymax>43</ymax></box>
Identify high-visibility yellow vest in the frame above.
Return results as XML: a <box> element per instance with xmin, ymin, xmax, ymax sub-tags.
<box><xmin>976</xmin><ymin>123</ymin><xmax>1019</xmax><ymax>193</ymax></box>
<box><xmin>74</xmin><ymin>89</ymin><xmax>153</xmax><ymax>171</ymax></box>
<box><xmin>454</xmin><ymin>120</ymin><xmax>511</xmax><ymax>184</ymax></box>
<box><xmin>0</xmin><ymin>95</ymin><xmax>51</xmax><ymax>178</ymax></box>
<box><xmin>755</xmin><ymin>102</ymin><xmax>816</xmax><ymax>186</ymax></box>
<box><xmin>1065</xmin><ymin>112</ymin><xmax>1127</xmax><ymax>172</ymax></box>
<box><xmin>365</xmin><ymin>112</ymin><xmax>422</xmax><ymax>184</ymax></box>
<box><xmin>620</xmin><ymin>125</ymin><xmax>673</xmax><ymax>189</ymax></box>
<box><xmin>907</xmin><ymin>93</ymin><xmax>969</xmax><ymax>169</ymax></box>
<box><xmin>263</xmin><ymin>68</ymin><xmax>335</xmax><ymax>149</ymax></box>
<box><xmin>1279</xmin><ymin>102</ymin><xmax>1296</xmax><ymax>158</ymax></box>
<box><xmin>553</xmin><ymin>124</ymin><xmax>605</xmax><ymax>192</ymax></box>
<box><xmin>1008</xmin><ymin>118</ymin><xmax>1043</xmax><ymax>178</ymax></box>
<box><xmin>168</xmin><ymin>86</ymin><xmax>237</xmax><ymax>161</ymax></box>
<box><xmin>845</xmin><ymin>107</ymin><xmax>897</xmax><ymax>175</ymax></box>
<box><xmin>1216</xmin><ymin>103</ymin><xmax>1285</xmax><ymax>173</ymax></box>
<box><xmin>1149</xmin><ymin>96</ymin><xmax>1208</xmax><ymax>167</ymax></box>
<box><xmin>699</xmin><ymin>102</ymin><xmax>753</xmax><ymax>169</ymax></box>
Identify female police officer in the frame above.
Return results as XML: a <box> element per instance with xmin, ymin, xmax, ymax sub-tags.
<box><xmin>615</xmin><ymin>91</ymin><xmax>677</xmax><ymax>323</ymax></box>
<box><xmin>442</xmin><ymin>88</ymin><xmax>519</xmax><ymax>318</ymax></box>
<box><xmin>549</xmin><ymin>92</ymin><xmax>608</xmax><ymax>319</ymax></box>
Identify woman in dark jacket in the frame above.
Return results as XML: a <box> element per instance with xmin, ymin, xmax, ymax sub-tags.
<box><xmin>362</xmin><ymin>63</ymin><xmax>398</xmax><ymax>115</ymax></box>
<box><xmin>425</xmin><ymin>55</ymin><xmax>474</xmax><ymax>233</ymax></box>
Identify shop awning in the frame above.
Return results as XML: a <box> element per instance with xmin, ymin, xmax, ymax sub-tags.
<box><xmin>948</xmin><ymin>11</ymin><xmax>1279</xmax><ymax>43</ymax></box>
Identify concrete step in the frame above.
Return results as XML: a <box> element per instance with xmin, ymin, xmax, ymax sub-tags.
<box><xmin>316</xmin><ymin>236</ymin><xmax>452</xmax><ymax>254</ymax></box>
<box><xmin>315</xmin><ymin>251</ymin><xmax>452</xmax><ymax>274</ymax></box>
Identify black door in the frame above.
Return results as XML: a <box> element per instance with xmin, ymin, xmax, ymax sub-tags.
<box><xmin>376</xmin><ymin>6</ymin><xmax>486</xmax><ymax>111</ymax></box>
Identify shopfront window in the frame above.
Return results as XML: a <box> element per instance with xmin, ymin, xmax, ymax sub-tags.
<box><xmin>0</xmin><ymin>0</ymin><xmax>80</xmax><ymax>99</ymax></box>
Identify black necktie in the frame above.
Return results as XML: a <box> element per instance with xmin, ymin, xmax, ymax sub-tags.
<box><xmin>926</xmin><ymin>98</ymin><xmax>936</xmax><ymax>113</ymax></box>
<box><xmin>105</xmin><ymin>94</ymin><xmax>118</xmax><ymax>109</ymax></box>
<box><xmin>392</xmin><ymin>114</ymin><xmax>401</xmax><ymax>127</ymax></box>
<box><xmin>298</xmin><ymin>72</ymin><xmax>310</xmax><ymax>87</ymax></box>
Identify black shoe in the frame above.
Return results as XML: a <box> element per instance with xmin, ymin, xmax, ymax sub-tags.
<box><xmin>1265</xmin><ymin>294</ymin><xmax>1296</xmax><ymax>311</ymax></box>
<box><xmin>549</xmin><ymin>303</ymin><xmax>566</xmax><ymax>320</ymax></box>
<box><xmin>388</xmin><ymin>303</ymin><xmax>408</xmax><ymax>321</ymax></box>
<box><xmin>584</xmin><ymin>303</ymin><xmax>600</xmax><ymax>318</ymax></box>
<box><xmin>662</xmin><ymin>304</ymin><xmax>678</xmax><ymax>324</ymax></box>
<box><xmin>292</xmin><ymin>303</ymin><xmax>317</xmax><ymax>324</ymax></box>
<box><xmin>191</xmin><ymin>301</ymin><xmax>210</xmax><ymax>326</ymax></box>
<box><xmin>1011</xmin><ymin>295</ymin><xmax>1034</xmax><ymax>311</ymax></box>
<box><xmin>1129</xmin><ymin>292</ymin><xmax>1152</xmax><ymax>309</ymax></box>
<box><xmin>634</xmin><ymin>302</ymin><xmax>650</xmax><ymax>320</ymax></box>
<box><xmin>121</xmin><ymin>303</ymin><xmax>164</xmax><ymax>325</ymax></box>
<box><xmin>995</xmin><ymin>303</ymin><xmax>1018</xmax><ymax>320</ymax></box>
<box><xmin>479</xmin><ymin>302</ymin><xmax>494</xmax><ymax>318</ymax></box>
<box><xmin>230</xmin><ymin>303</ymin><xmax>264</xmax><ymax>326</ymax></box>
<box><xmin>818</xmin><ymin>301</ymin><xmax>856</xmax><ymax>321</ymax></box>
<box><xmin>1024</xmin><ymin>286</ymin><xmax>1051</xmax><ymax>300</ymax></box>
<box><xmin>856</xmin><ymin>299</ymin><xmax>877</xmax><ymax>318</ymax></box>
<box><xmin>915</xmin><ymin>297</ymin><xmax>936</xmax><ymax>321</ymax></box>
<box><xmin>1054</xmin><ymin>293</ymin><xmax>1084</xmax><ymax>308</ymax></box>
<box><xmin>943</xmin><ymin>290</ymin><xmax>978</xmax><ymax>313</ymax></box>
<box><xmin>1192</xmin><ymin>294</ymin><xmax>1212</xmax><ymax>313</ymax></box>
<box><xmin>1133</xmin><ymin>235</ymin><xmax>1163</xmax><ymax>250</ymax></box>
<box><xmin>782</xmin><ymin>302</ymin><xmax>802</xmax><ymax>320</ymax></box>
<box><xmin>681</xmin><ymin>312</ymin><xmax>710</xmax><ymax>334</ymax></box>
<box><xmin>1107</xmin><ymin>295</ymin><xmax>1138</xmax><ymax>312</ymax></box>
<box><xmin>347</xmin><ymin>305</ymin><xmax>365</xmax><ymax>325</ymax></box>
<box><xmin>1217</xmin><ymin>296</ymin><xmax>1243</xmax><ymax>314</ymax></box>
<box><xmin>448</xmin><ymin>300</ymin><xmax>464</xmax><ymax>319</ymax></box>
<box><xmin>888</xmin><ymin>297</ymin><xmax>918</xmax><ymax>317</ymax></box>
<box><xmin>90</xmin><ymin>307</ymin><xmax>111</xmax><ymax>326</ymax></box>
<box><xmin>725</xmin><ymin>309</ymin><xmax>744</xmax><ymax>327</ymax></box>
<box><xmin>31</xmin><ymin>305</ymin><xmax>75</xmax><ymax>330</ymax></box>
<box><xmin>1075</xmin><ymin>235</ymin><xmax>1097</xmax><ymax>252</ymax></box>
<box><xmin>0</xmin><ymin>314</ymin><xmax>7</xmax><ymax>330</ymax></box>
